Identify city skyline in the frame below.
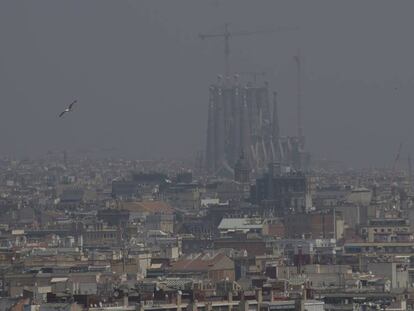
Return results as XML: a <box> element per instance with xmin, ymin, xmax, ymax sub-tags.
<box><xmin>1</xmin><ymin>2</ymin><xmax>414</xmax><ymax>310</ymax></box>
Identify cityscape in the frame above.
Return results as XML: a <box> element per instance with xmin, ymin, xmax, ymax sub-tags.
<box><xmin>1</xmin><ymin>1</ymin><xmax>414</xmax><ymax>311</ymax></box>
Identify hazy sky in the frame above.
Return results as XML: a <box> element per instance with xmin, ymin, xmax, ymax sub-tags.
<box><xmin>1</xmin><ymin>0</ymin><xmax>414</xmax><ymax>167</ymax></box>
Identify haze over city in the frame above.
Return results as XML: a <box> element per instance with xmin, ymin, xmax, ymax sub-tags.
<box><xmin>3</xmin><ymin>2</ymin><xmax>414</xmax><ymax>311</ymax></box>
<box><xmin>1</xmin><ymin>1</ymin><xmax>414</xmax><ymax>167</ymax></box>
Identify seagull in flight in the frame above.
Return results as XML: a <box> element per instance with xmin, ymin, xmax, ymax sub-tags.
<box><xmin>59</xmin><ymin>100</ymin><xmax>77</xmax><ymax>118</ymax></box>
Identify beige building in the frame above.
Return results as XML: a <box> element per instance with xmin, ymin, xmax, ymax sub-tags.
<box><xmin>360</xmin><ymin>218</ymin><xmax>411</xmax><ymax>242</ymax></box>
<box><xmin>121</xmin><ymin>201</ymin><xmax>174</xmax><ymax>233</ymax></box>
<box><xmin>82</xmin><ymin>222</ymin><xmax>120</xmax><ymax>247</ymax></box>
<box><xmin>164</xmin><ymin>186</ymin><xmax>201</xmax><ymax>210</ymax></box>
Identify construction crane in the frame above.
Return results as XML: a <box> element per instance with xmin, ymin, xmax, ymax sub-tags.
<box><xmin>408</xmin><ymin>154</ymin><xmax>413</xmax><ymax>194</ymax></box>
<box><xmin>294</xmin><ymin>49</ymin><xmax>304</xmax><ymax>144</ymax></box>
<box><xmin>199</xmin><ymin>23</ymin><xmax>297</xmax><ymax>78</ymax></box>
<box><xmin>391</xmin><ymin>142</ymin><xmax>403</xmax><ymax>185</ymax></box>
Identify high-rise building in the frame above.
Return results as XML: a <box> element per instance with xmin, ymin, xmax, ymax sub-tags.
<box><xmin>251</xmin><ymin>163</ymin><xmax>313</xmax><ymax>216</ymax></box>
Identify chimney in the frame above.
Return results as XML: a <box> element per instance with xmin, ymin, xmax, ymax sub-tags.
<box><xmin>177</xmin><ymin>292</ymin><xmax>182</xmax><ymax>311</ymax></box>
<box><xmin>227</xmin><ymin>290</ymin><xmax>233</xmax><ymax>303</ymax></box>
<box><xmin>255</xmin><ymin>288</ymin><xmax>263</xmax><ymax>304</ymax></box>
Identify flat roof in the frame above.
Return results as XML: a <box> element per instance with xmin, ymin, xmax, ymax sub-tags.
<box><xmin>344</xmin><ymin>242</ymin><xmax>414</xmax><ymax>246</ymax></box>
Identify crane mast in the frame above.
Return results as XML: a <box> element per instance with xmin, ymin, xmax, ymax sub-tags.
<box><xmin>294</xmin><ymin>50</ymin><xmax>304</xmax><ymax>147</ymax></box>
<box><xmin>199</xmin><ymin>24</ymin><xmax>297</xmax><ymax>78</ymax></box>
<box><xmin>408</xmin><ymin>154</ymin><xmax>413</xmax><ymax>194</ymax></box>
<box><xmin>391</xmin><ymin>142</ymin><xmax>403</xmax><ymax>185</ymax></box>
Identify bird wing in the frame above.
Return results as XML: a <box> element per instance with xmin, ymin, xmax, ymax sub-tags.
<box><xmin>69</xmin><ymin>100</ymin><xmax>77</xmax><ymax>110</ymax></box>
<box><xmin>59</xmin><ymin>110</ymin><xmax>66</xmax><ymax>117</ymax></box>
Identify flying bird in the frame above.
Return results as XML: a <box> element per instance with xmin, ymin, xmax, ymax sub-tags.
<box><xmin>59</xmin><ymin>100</ymin><xmax>77</xmax><ymax>118</ymax></box>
